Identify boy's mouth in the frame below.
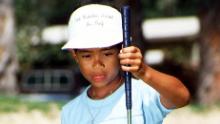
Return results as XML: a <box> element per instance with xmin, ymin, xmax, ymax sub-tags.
<box><xmin>92</xmin><ymin>75</ymin><xmax>106</xmax><ymax>82</ymax></box>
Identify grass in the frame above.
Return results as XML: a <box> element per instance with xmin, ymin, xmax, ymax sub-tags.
<box><xmin>0</xmin><ymin>95</ymin><xmax>67</xmax><ymax>113</ymax></box>
<box><xmin>187</xmin><ymin>102</ymin><xmax>220</xmax><ymax>114</ymax></box>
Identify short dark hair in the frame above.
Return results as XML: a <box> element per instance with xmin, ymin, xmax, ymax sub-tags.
<box><xmin>74</xmin><ymin>43</ymin><xmax>122</xmax><ymax>52</ymax></box>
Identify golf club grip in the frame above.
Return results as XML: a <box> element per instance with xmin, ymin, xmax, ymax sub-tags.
<box><xmin>122</xmin><ymin>6</ymin><xmax>132</xmax><ymax>110</ymax></box>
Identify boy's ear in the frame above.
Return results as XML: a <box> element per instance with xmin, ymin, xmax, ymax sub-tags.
<box><xmin>69</xmin><ymin>49</ymin><xmax>79</xmax><ymax>63</ymax></box>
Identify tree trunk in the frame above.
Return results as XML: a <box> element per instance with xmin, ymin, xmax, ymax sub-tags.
<box><xmin>197</xmin><ymin>0</ymin><xmax>220</xmax><ymax>105</ymax></box>
<box><xmin>0</xmin><ymin>0</ymin><xmax>18</xmax><ymax>95</ymax></box>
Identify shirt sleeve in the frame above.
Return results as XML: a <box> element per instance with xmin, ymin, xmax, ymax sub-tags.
<box><xmin>139</xmin><ymin>80</ymin><xmax>173</xmax><ymax>123</ymax></box>
<box><xmin>155</xmin><ymin>92</ymin><xmax>173</xmax><ymax>117</ymax></box>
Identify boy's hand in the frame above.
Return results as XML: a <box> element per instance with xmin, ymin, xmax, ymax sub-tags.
<box><xmin>119</xmin><ymin>46</ymin><xmax>190</xmax><ymax>109</ymax></box>
<box><xmin>118</xmin><ymin>46</ymin><xmax>147</xmax><ymax>79</ymax></box>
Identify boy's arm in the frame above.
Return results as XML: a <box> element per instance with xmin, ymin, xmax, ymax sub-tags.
<box><xmin>119</xmin><ymin>46</ymin><xmax>191</xmax><ymax>109</ymax></box>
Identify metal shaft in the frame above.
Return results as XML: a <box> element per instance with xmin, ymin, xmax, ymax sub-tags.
<box><xmin>127</xmin><ymin>110</ymin><xmax>132</xmax><ymax>124</ymax></box>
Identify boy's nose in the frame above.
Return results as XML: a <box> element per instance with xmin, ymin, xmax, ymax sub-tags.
<box><xmin>92</xmin><ymin>55</ymin><xmax>105</xmax><ymax>68</ymax></box>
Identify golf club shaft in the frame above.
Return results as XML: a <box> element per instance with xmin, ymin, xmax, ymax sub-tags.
<box><xmin>121</xmin><ymin>5</ymin><xmax>132</xmax><ymax>124</ymax></box>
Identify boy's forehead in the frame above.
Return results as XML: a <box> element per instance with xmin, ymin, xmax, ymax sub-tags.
<box><xmin>76</xmin><ymin>46</ymin><xmax>116</xmax><ymax>52</ymax></box>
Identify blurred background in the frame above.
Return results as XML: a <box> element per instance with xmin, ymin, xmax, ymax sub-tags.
<box><xmin>0</xmin><ymin>0</ymin><xmax>220</xmax><ymax>124</ymax></box>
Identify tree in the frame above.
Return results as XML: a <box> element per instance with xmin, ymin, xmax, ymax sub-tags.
<box><xmin>197</xmin><ymin>0</ymin><xmax>220</xmax><ymax>105</ymax></box>
<box><xmin>15</xmin><ymin>0</ymin><xmax>78</xmax><ymax>70</ymax></box>
<box><xmin>0</xmin><ymin>0</ymin><xmax>18</xmax><ymax>94</ymax></box>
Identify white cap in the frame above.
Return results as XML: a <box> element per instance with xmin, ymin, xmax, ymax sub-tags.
<box><xmin>61</xmin><ymin>4</ymin><xmax>123</xmax><ymax>50</ymax></box>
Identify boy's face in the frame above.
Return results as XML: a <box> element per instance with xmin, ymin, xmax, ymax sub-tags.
<box><xmin>71</xmin><ymin>46</ymin><xmax>121</xmax><ymax>88</ymax></box>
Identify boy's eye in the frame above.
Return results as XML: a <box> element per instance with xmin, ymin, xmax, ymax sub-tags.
<box><xmin>103</xmin><ymin>49</ymin><xmax>118</xmax><ymax>56</ymax></box>
<box><xmin>105</xmin><ymin>53</ymin><xmax>113</xmax><ymax>56</ymax></box>
<box><xmin>104</xmin><ymin>52</ymin><xmax>114</xmax><ymax>56</ymax></box>
<box><xmin>81</xmin><ymin>54</ymin><xmax>91</xmax><ymax>58</ymax></box>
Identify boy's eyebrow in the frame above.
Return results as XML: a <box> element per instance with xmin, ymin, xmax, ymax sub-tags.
<box><xmin>101</xmin><ymin>47</ymin><xmax>114</xmax><ymax>51</ymax></box>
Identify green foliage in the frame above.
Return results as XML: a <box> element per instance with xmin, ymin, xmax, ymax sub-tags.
<box><xmin>30</xmin><ymin>44</ymin><xmax>75</xmax><ymax>69</ymax></box>
<box><xmin>163</xmin><ymin>43</ymin><xmax>192</xmax><ymax>64</ymax></box>
<box><xmin>15</xmin><ymin>0</ymin><xmax>79</xmax><ymax>27</ymax></box>
<box><xmin>15</xmin><ymin>0</ymin><xmax>201</xmax><ymax>26</ymax></box>
<box><xmin>15</xmin><ymin>0</ymin><xmax>79</xmax><ymax>70</ymax></box>
<box><xmin>141</xmin><ymin>0</ymin><xmax>200</xmax><ymax>18</ymax></box>
<box><xmin>16</xmin><ymin>26</ymin><xmax>74</xmax><ymax>70</ymax></box>
<box><xmin>16</xmin><ymin>26</ymin><xmax>36</xmax><ymax>70</ymax></box>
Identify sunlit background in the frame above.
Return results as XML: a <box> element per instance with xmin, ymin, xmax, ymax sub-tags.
<box><xmin>0</xmin><ymin>0</ymin><xmax>220</xmax><ymax>124</ymax></box>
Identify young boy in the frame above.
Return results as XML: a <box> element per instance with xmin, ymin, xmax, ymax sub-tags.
<box><xmin>61</xmin><ymin>4</ymin><xmax>190</xmax><ymax>124</ymax></box>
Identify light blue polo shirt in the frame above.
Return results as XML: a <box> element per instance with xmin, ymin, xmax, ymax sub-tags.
<box><xmin>61</xmin><ymin>78</ymin><xmax>172</xmax><ymax>124</ymax></box>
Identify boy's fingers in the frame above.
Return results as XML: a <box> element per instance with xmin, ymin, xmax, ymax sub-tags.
<box><xmin>119</xmin><ymin>46</ymin><xmax>143</xmax><ymax>73</ymax></box>
<box><xmin>121</xmin><ymin>46</ymin><xmax>140</xmax><ymax>53</ymax></box>
<box><xmin>118</xmin><ymin>52</ymin><xmax>142</xmax><ymax>59</ymax></box>
<box><xmin>120</xmin><ymin>59</ymin><xmax>141</xmax><ymax>66</ymax></box>
<box><xmin>121</xmin><ymin>65</ymin><xmax>140</xmax><ymax>72</ymax></box>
